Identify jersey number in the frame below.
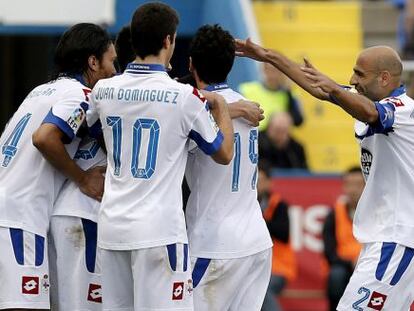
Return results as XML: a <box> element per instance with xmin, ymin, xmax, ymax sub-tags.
<box><xmin>231</xmin><ymin>129</ymin><xmax>258</xmax><ymax>192</ymax></box>
<box><xmin>107</xmin><ymin>116</ymin><xmax>160</xmax><ymax>179</ymax></box>
<box><xmin>1</xmin><ymin>113</ymin><xmax>32</xmax><ymax>168</ymax></box>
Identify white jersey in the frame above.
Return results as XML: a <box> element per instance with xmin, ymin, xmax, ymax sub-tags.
<box><xmin>353</xmin><ymin>86</ymin><xmax>414</xmax><ymax>248</ymax></box>
<box><xmin>185</xmin><ymin>84</ymin><xmax>272</xmax><ymax>259</ymax></box>
<box><xmin>0</xmin><ymin>77</ymin><xmax>90</xmax><ymax>236</ymax></box>
<box><xmin>87</xmin><ymin>63</ymin><xmax>223</xmax><ymax>250</ymax></box>
<box><xmin>53</xmin><ymin>137</ymin><xmax>106</xmax><ymax>222</ymax></box>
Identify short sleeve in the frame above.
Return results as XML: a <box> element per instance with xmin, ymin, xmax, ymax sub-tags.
<box><xmin>185</xmin><ymin>88</ymin><xmax>223</xmax><ymax>155</ymax></box>
<box><xmin>372</xmin><ymin>101</ymin><xmax>395</xmax><ymax>133</ymax></box>
<box><xmin>42</xmin><ymin>87</ymin><xmax>90</xmax><ymax>142</ymax></box>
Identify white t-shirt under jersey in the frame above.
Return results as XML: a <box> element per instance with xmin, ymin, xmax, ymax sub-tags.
<box><xmin>87</xmin><ymin>63</ymin><xmax>223</xmax><ymax>250</ymax></box>
<box><xmin>53</xmin><ymin>137</ymin><xmax>106</xmax><ymax>222</ymax></box>
<box><xmin>0</xmin><ymin>76</ymin><xmax>90</xmax><ymax>236</ymax></box>
<box><xmin>353</xmin><ymin>86</ymin><xmax>414</xmax><ymax>248</ymax></box>
<box><xmin>185</xmin><ymin>83</ymin><xmax>272</xmax><ymax>259</ymax></box>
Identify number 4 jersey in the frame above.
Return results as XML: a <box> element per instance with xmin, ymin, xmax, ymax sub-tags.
<box><xmin>185</xmin><ymin>84</ymin><xmax>272</xmax><ymax>259</ymax></box>
<box><xmin>0</xmin><ymin>77</ymin><xmax>90</xmax><ymax>236</ymax></box>
<box><xmin>87</xmin><ymin>63</ymin><xmax>223</xmax><ymax>250</ymax></box>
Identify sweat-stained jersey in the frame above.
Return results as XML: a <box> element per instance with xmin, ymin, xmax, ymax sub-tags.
<box><xmin>87</xmin><ymin>63</ymin><xmax>224</xmax><ymax>250</ymax></box>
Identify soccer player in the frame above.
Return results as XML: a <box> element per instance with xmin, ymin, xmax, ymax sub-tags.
<box><xmin>236</xmin><ymin>39</ymin><xmax>414</xmax><ymax>310</ymax></box>
<box><xmin>87</xmin><ymin>3</ymin><xmax>234</xmax><ymax>310</ymax></box>
<box><xmin>0</xmin><ymin>23</ymin><xmax>115</xmax><ymax>310</ymax></box>
<box><xmin>49</xmin><ymin>137</ymin><xmax>107</xmax><ymax>310</ymax></box>
<box><xmin>185</xmin><ymin>25</ymin><xmax>273</xmax><ymax>311</ymax></box>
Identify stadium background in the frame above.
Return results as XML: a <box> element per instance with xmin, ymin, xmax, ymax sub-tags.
<box><xmin>0</xmin><ymin>0</ymin><xmax>408</xmax><ymax>310</ymax></box>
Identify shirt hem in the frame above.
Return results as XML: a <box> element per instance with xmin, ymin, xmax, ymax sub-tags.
<box><xmin>98</xmin><ymin>237</ymin><xmax>189</xmax><ymax>250</ymax></box>
<box><xmin>189</xmin><ymin>241</ymin><xmax>273</xmax><ymax>259</ymax></box>
<box><xmin>0</xmin><ymin>221</ymin><xmax>46</xmax><ymax>237</ymax></box>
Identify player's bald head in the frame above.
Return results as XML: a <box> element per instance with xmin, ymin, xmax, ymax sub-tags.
<box><xmin>358</xmin><ymin>46</ymin><xmax>402</xmax><ymax>77</ymax></box>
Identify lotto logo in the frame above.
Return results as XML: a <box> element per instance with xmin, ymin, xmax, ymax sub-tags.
<box><xmin>367</xmin><ymin>291</ymin><xmax>387</xmax><ymax>310</ymax></box>
<box><xmin>22</xmin><ymin>276</ymin><xmax>39</xmax><ymax>295</ymax></box>
<box><xmin>172</xmin><ymin>282</ymin><xmax>184</xmax><ymax>300</ymax></box>
<box><xmin>87</xmin><ymin>284</ymin><xmax>102</xmax><ymax>303</ymax></box>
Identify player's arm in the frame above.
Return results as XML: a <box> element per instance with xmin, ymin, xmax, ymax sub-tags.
<box><xmin>301</xmin><ymin>64</ymin><xmax>379</xmax><ymax>123</ymax></box>
<box><xmin>235</xmin><ymin>38</ymin><xmax>330</xmax><ymax>101</ymax></box>
<box><xmin>201</xmin><ymin>91</ymin><xmax>234</xmax><ymax>164</ymax></box>
<box><xmin>228</xmin><ymin>100</ymin><xmax>264</xmax><ymax>126</ymax></box>
<box><xmin>32</xmin><ymin>125</ymin><xmax>105</xmax><ymax>201</ymax></box>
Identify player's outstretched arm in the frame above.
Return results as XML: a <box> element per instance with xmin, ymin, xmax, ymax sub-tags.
<box><xmin>201</xmin><ymin>91</ymin><xmax>234</xmax><ymax>165</ymax></box>
<box><xmin>235</xmin><ymin>38</ymin><xmax>330</xmax><ymax>101</ymax></box>
<box><xmin>228</xmin><ymin>100</ymin><xmax>264</xmax><ymax>126</ymax></box>
<box><xmin>302</xmin><ymin>63</ymin><xmax>378</xmax><ymax>123</ymax></box>
<box><xmin>33</xmin><ymin>124</ymin><xmax>105</xmax><ymax>201</ymax></box>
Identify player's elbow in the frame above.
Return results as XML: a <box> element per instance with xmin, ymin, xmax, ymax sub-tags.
<box><xmin>32</xmin><ymin>128</ymin><xmax>49</xmax><ymax>152</ymax></box>
<box><xmin>211</xmin><ymin>144</ymin><xmax>234</xmax><ymax>165</ymax></box>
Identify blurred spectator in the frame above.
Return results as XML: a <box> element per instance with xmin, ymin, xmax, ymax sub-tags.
<box><xmin>322</xmin><ymin>167</ymin><xmax>364</xmax><ymax>311</ymax></box>
<box><xmin>259</xmin><ymin>112</ymin><xmax>308</xmax><ymax>169</ymax></box>
<box><xmin>239</xmin><ymin>63</ymin><xmax>303</xmax><ymax>131</ymax></box>
<box><xmin>259</xmin><ymin>162</ymin><xmax>297</xmax><ymax>311</ymax></box>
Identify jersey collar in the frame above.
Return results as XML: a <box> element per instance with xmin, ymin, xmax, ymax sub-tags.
<box><xmin>204</xmin><ymin>82</ymin><xmax>229</xmax><ymax>92</ymax></box>
<box><xmin>388</xmin><ymin>85</ymin><xmax>406</xmax><ymax>97</ymax></box>
<box><xmin>125</xmin><ymin>63</ymin><xmax>166</xmax><ymax>74</ymax></box>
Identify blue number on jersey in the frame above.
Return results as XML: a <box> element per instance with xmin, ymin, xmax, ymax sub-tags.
<box><xmin>232</xmin><ymin>133</ymin><xmax>241</xmax><ymax>192</ymax></box>
<box><xmin>231</xmin><ymin>129</ymin><xmax>259</xmax><ymax>192</ymax></box>
<box><xmin>131</xmin><ymin>119</ymin><xmax>160</xmax><ymax>179</ymax></box>
<box><xmin>106</xmin><ymin>116</ymin><xmax>122</xmax><ymax>176</ymax></box>
<box><xmin>107</xmin><ymin>117</ymin><xmax>160</xmax><ymax>179</ymax></box>
<box><xmin>74</xmin><ymin>140</ymin><xmax>100</xmax><ymax>160</ymax></box>
<box><xmin>1</xmin><ymin>113</ymin><xmax>32</xmax><ymax>167</ymax></box>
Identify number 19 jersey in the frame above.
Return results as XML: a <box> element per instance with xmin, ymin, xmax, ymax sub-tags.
<box><xmin>185</xmin><ymin>84</ymin><xmax>272</xmax><ymax>259</ymax></box>
<box><xmin>87</xmin><ymin>63</ymin><xmax>223</xmax><ymax>250</ymax></box>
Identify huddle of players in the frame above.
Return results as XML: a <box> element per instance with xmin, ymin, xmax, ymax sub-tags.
<box><xmin>0</xmin><ymin>2</ymin><xmax>272</xmax><ymax>311</ymax></box>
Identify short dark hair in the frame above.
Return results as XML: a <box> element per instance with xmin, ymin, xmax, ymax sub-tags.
<box><xmin>130</xmin><ymin>2</ymin><xmax>179</xmax><ymax>59</ymax></box>
<box><xmin>115</xmin><ymin>25</ymin><xmax>135</xmax><ymax>72</ymax></box>
<box><xmin>53</xmin><ymin>23</ymin><xmax>112</xmax><ymax>78</ymax></box>
<box><xmin>189</xmin><ymin>24</ymin><xmax>235</xmax><ymax>84</ymax></box>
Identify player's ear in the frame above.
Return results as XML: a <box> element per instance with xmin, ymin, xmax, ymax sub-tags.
<box><xmin>379</xmin><ymin>71</ymin><xmax>391</xmax><ymax>87</ymax></box>
<box><xmin>88</xmin><ymin>55</ymin><xmax>99</xmax><ymax>72</ymax></box>
<box><xmin>164</xmin><ymin>35</ymin><xmax>171</xmax><ymax>49</ymax></box>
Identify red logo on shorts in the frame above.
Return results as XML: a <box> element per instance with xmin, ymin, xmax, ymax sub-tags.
<box><xmin>367</xmin><ymin>291</ymin><xmax>387</xmax><ymax>310</ymax></box>
<box><xmin>22</xmin><ymin>276</ymin><xmax>39</xmax><ymax>295</ymax></box>
<box><xmin>87</xmin><ymin>283</ymin><xmax>102</xmax><ymax>303</ymax></box>
<box><xmin>172</xmin><ymin>282</ymin><xmax>184</xmax><ymax>300</ymax></box>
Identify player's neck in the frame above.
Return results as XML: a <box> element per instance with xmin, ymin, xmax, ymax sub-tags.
<box><xmin>133</xmin><ymin>55</ymin><xmax>167</xmax><ymax>67</ymax></box>
<box><xmin>197</xmin><ymin>80</ymin><xmax>208</xmax><ymax>90</ymax></box>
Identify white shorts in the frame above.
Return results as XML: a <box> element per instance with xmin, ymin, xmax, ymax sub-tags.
<box><xmin>101</xmin><ymin>243</ymin><xmax>193</xmax><ymax>311</ymax></box>
<box><xmin>338</xmin><ymin>242</ymin><xmax>414</xmax><ymax>311</ymax></box>
<box><xmin>190</xmin><ymin>248</ymin><xmax>272</xmax><ymax>311</ymax></box>
<box><xmin>0</xmin><ymin>226</ymin><xmax>50</xmax><ymax>309</ymax></box>
<box><xmin>49</xmin><ymin>216</ymin><xmax>102</xmax><ymax>311</ymax></box>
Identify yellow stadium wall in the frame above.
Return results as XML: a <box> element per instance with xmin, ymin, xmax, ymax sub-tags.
<box><xmin>253</xmin><ymin>1</ymin><xmax>363</xmax><ymax>172</ymax></box>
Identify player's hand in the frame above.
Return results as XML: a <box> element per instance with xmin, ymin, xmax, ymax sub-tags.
<box><xmin>199</xmin><ymin>90</ymin><xmax>225</xmax><ymax>111</ymax></box>
<box><xmin>237</xmin><ymin>100</ymin><xmax>264</xmax><ymax>126</ymax></box>
<box><xmin>235</xmin><ymin>38</ymin><xmax>268</xmax><ymax>62</ymax></box>
<box><xmin>301</xmin><ymin>58</ymin><xmax>340</xmax><ymax>95</ymax></box>
<box><xmin>78</xmin><ymin>166</ymin><xmax>106</xmax><ymax>202</ymax></box>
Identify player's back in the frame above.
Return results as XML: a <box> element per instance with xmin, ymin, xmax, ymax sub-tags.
<box><xmin>92</xmin><ymin>64</ymin><xmax>220</xmax><ymax>250</ymax></box>
<box><xmin>0</xmin><ymin>77</ymin><xmax>87</xmax><ymax>236</ymax></box>
<box><xmin>185</xmin><ymin>84</ymin><xmax>272</xmax><ymax>259</ymax></box>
